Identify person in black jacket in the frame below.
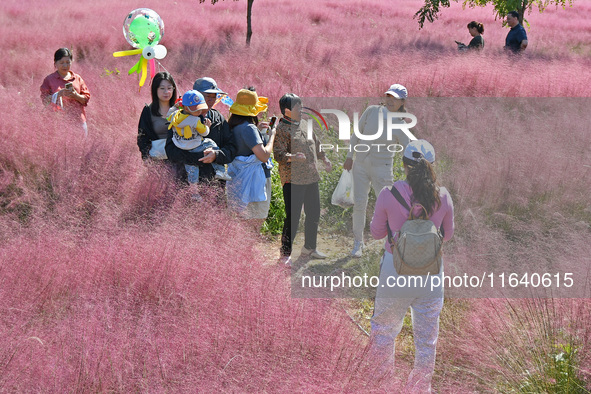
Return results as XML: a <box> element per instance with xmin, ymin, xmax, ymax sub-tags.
<box><xmin>165</xmin><ymin>77</ymin><xmax>236</xmax><ymax>188</ymax></box>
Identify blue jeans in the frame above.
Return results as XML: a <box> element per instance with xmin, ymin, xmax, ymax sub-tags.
<box><xmin>185</xmin><ymin>139</ymin><xmax>225</xmax><ymax>184</ymax></box>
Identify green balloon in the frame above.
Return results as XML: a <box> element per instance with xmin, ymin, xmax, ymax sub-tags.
<box><xmin>123</xmin><ymin>8</ymin><xmax>164</xmax><ymax>49</ymax></box>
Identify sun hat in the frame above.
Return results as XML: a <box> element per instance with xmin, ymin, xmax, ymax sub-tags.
<box><xmin>229</xmin><ymin>89</ymin><xmax>268</xmax><ymax>117</ymax></box>
<box><xmin>193</xmin><ymin>77</ymin><xmax>226</xmax><ymax>95</ymax></box>
<box><xmin>182</xmin><ymin>90</ymin><xmax>208</xmax><ymax>111</ymax></box>
<box><xmin>385</xmin><ymin>84</ymin><xmax>408</xmax><ymax>99</ymax></box>
<box><xmin>404</xmin><ymin>139</ymin><xmax>435</xmax><ymax>163</ymax></box>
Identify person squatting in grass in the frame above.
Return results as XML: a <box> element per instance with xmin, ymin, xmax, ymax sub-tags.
<box><xmin>343</xmin><ymin>83</ymin><xmax>412</xmax><ymax>258</ymax></box>
<box><xmin>40</xmin><ymin>48</ymin><xmax>91</xmax><ymax>136</ymax></box>
<box><xmin>273</xmin><ymin>93</ymin><xmax>333</xmax><ymax>267</ymax></box>
<box><xmin>165</xmin><ymin>77</ymin><xmax>237</xmax><ymax>199</ymax></box>
<box><xmin>369</xmin><ymin>139</ymin><xmax>454</xmax><ymax>392</ymax></box>
<box><xmin>456</xmin><ymin>21</ymin><xmax>484</xmax><ymax>51</ymax></box>
<box><xmin>226</xmin><ymin>88</ymin><xmax>276</xmax><ymax>231</ymax></box>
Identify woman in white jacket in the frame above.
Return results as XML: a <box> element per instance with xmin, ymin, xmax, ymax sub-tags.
<box><xmin>343</xmin><ymin>84</ymin><xmax>412</xmax><ymax>257</ymax></box>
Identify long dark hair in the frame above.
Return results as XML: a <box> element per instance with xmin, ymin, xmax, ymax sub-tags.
<box><xmin>150</xmin><ymin>72</ymin><xmax>177</xmax><ymax>116</ymax></box>
<box><xmin>228</xmin><ymin>114</ymin><xmax>259</xmax><ymax>129</ymax></box>
<box><xmin>403</xmin><ymin>156</ymin><xmax>440</xmax><ymax>216</ymax></box>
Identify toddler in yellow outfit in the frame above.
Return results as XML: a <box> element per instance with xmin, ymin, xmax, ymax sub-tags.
<box><xmin>167</xmin><ymin>90</ymin><xmax>230</xmax><ymax>183</ymax></box>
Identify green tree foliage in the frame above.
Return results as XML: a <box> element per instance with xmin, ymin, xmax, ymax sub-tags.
<box><xmin>415</xmin><ymin>0</ymin><xmax>574</xmax><ymax>28</ymax></box>
<box><xmin>199</xmin><ymin>0</ymin><xmax>255</xmax><ymax>45</ymax></box>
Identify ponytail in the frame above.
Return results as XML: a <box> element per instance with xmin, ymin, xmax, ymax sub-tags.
<box><xmin>467</xmin><ymin>21</ymin><xmax>484</xmax><ymax>34</ymax></box>
<box><xmin>403</xmin><ymin>156</ymin><xmax>440</xmax><ymax>216</ymax></box>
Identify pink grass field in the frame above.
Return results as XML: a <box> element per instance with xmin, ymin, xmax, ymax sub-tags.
<box><xmin>1</xmin><ymin>0</ymin><xmax>591</xmax><ymax>392</ymax></box>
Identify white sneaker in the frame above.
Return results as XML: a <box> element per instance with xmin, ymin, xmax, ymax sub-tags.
<box><xmin>215</xmin><ymin>170</ymin><xmax>232</xmax><ymax>181</ymax></box>
<box><xmin>351</xmin><ymin>240</ymin><xmax>364</xmax><ymax>258</ymax></box>
<box><xmin>278</xmin><ymin>254</ymin><xmax>292</xmax><ymax>267</ymax></box>
<box><xmin>301</xmin><ymin>246</ymin><xmax>328</xmax><ymax>259</ymax></box>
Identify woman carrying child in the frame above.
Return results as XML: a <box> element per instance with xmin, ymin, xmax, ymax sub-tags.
<box><xmin>165</xmin><ymin>77</ymin><xmax>237</xmax><ymax>191</ymax></box>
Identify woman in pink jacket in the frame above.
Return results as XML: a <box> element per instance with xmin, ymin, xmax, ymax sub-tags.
<box><xmin>369</xmin><ymin>139</ymin><xmax>454</xmax><ymax>392</ymax></box>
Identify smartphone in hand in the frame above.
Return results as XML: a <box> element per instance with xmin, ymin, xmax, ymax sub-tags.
<box><xmin>64</xmin><ymin>82</ymin><xmax>73</xmax><ymax>90</ymax></box>
<box><xmin>269</xmin><ymin>116</ymin><xmax>278</xmax><ymax>129</ymax></box>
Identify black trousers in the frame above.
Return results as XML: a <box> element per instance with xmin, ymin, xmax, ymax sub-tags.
<box><xmin>280</xmin><ymin>182</ymin><xmax>321</xmax><ymax>256</ymax></box>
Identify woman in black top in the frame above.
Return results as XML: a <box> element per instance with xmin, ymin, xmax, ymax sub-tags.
<box><xmin>456</xmin><ymin>21</ymin><xmax>484</xmax><ymax>51</ymax></box>
<box><xmin>137</xmin><ymin>72</ymin><xmax>187</xmax><ymax>181</ymax></box>
<box><xmin>137</xmin><ymin>72</ymin><xmax>177</xmax><ymax>160</ymax></box>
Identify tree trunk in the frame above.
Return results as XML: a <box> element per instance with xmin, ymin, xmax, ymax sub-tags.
<box><xmin>246</xmin><ymin>0</ymin><xmax>254</xmax><ymax>46</ymax></box>
<box><xmin>518</xmin><ymin>0</ymin><xmax>529</xmax><ymax>24</ymax></box>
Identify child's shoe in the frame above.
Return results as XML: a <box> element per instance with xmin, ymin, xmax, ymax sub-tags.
<box><xmin>215</xmin><ymin>169</ymin><xmax>232</xmax><ymax>181</ymax></box>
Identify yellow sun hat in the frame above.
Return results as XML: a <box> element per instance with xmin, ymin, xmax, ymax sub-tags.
<box><xmin>229</xmin><ymin>89</ymin><xmax>268</xmax><ymax>117</ymax></box>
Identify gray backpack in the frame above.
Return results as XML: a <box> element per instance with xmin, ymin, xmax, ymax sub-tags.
<box><xmin>387</xmin><ymin>186</ymin><xmax>443</xmax><ymax>276</ymax></box>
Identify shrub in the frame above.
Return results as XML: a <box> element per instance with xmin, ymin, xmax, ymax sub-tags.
<box><xmin>262</xmin><ymin>159</ymin><xmax>286</xmax><ymax>235</ymax></box>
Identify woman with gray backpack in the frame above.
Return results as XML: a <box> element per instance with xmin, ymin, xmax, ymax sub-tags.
<box><xmin>369</xmin><ymin>139</ymin><xmax>454</xmax><ymax>392</ymax></box>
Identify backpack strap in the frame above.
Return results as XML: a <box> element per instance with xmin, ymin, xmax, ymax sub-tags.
<box><xmin>386</xmin><ymin>185</ymin><xmax>411</xmax><ymax>248</ymax></box>
<box><xmin>389</xmin><ymin>185</ymin><xmax>411</xmax><ymax>212</ymax></box>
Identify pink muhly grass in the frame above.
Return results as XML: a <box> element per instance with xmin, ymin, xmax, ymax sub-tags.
<box><xmin>414</xmin><ymin>97</ymin><xmax>591</xmax><ymax>298</ymax></box>
<box><xmin>2</xmin><ymin>0</ymin><xmax>590</xmax><ymax>99</ymax></box>
<box><xmin>1</xmin><ymin>0</ymin><xmax>590</xmax><ymax>391</ymax></box>
<box><xmin>0</xmin><ymin>216</ymin><xmax>386</xmax><ymax>391</ymax></box>
<box><xmin>441</xmin><ymin>298</ymin><xmax>591</xmax><ymax>391</ymax></box>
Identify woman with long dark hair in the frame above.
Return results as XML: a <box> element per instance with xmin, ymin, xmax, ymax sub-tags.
<box><xmin>137</xmin><ymin>71</ymin><xmax>177</xmax><ymax>160</ymax></box>
<box><xmin>369</xmin><ymin>139</ymin><xmax>454</xmax><ymax>391</ymax></box>
<box><xmin>136</xmin><ymin>72</ymin><xmax>190</xmax><ymax>183</ymax></box>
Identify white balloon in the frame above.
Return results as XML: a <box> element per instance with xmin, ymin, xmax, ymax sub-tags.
<box><xmin>154</xmin><ymin>45</ymin><xmax>168</xmax><ymax>60</ymax></box>
<box><xmin>142</xmin><ymin>46</ymin><xmax>156</xmax><ymax>60</ymax></box>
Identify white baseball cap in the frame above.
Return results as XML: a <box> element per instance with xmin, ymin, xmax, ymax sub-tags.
<box><xmin>404</xmin><ymin>139</ymin><xmax>435</xmax><ymax>163</ymax></box>
<box><xmin>385</xmin><ymin>84</ymin><xmax>408</xmax><ymax>99</ymax></box>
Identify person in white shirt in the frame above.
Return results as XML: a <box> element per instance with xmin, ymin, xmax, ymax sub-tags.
<box><xmin>343</xmin><ymin>84</ymin><xmax>412</xmax><ymax>257</ymax></box>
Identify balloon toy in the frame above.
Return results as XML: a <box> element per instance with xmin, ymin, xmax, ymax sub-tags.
<box><xmin>113</xmin><ymin>8</ymin><xmax>167</xmax><ymax>89</ymax></box>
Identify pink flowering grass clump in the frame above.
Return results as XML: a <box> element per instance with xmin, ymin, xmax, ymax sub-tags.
<box><xmin>0</xmin><ymin>221</ymin><xmax>383</xmax><ymax>391</ymax></box>
<box><xmin>439</xmin><ymin>298</ymin><xmax>591</xmax><ymax>392</ymax></box>
<box><xmin>415</xmin><ymin>97</ymin><xmax>591</xmax><ymax>298</ymax></box>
